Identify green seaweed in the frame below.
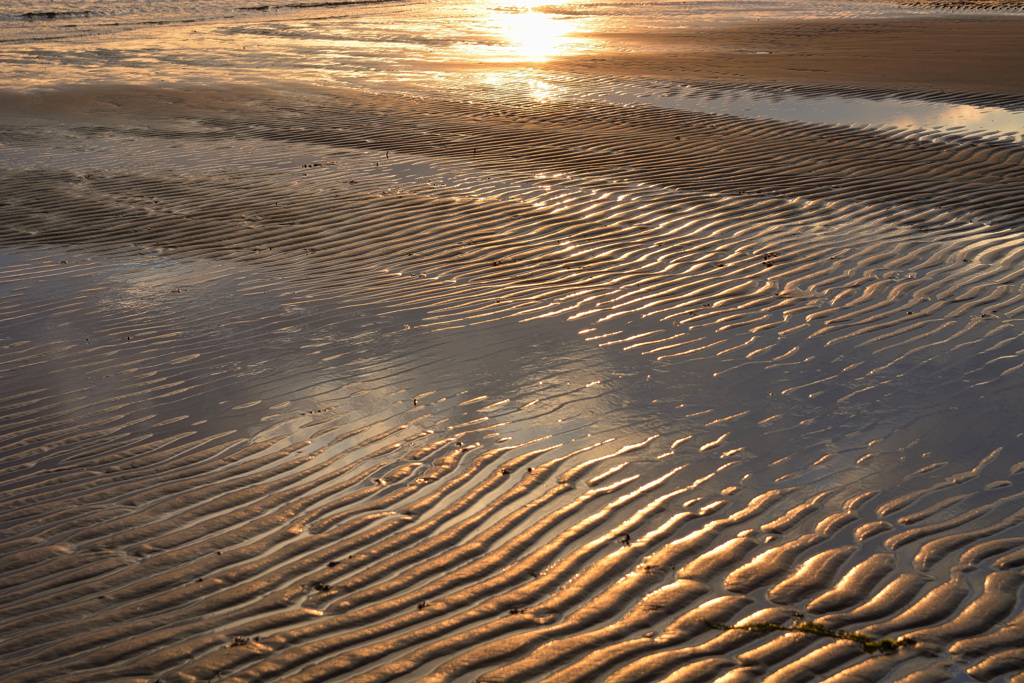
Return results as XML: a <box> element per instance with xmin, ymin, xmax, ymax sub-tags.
<box><xmin>704</xmin><ymin>614</ymin><xmax>911</xmax><ymax>654</ymax></box>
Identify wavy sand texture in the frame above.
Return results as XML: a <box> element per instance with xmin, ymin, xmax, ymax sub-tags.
<box><xmin>2</xmin><ymin>11</ymin><xmax>1024</xmax><ymax>683</ymax></box>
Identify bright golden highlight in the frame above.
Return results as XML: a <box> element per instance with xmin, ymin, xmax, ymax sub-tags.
<box><xmin>499</xmin><ymin>2</ymin><xmax>569</xmax><ymax>61</ymax></box>
<box><xmin>481</xmin><ymin>1</ymin><xmax>582</xmax><ymax>62</ymax></box>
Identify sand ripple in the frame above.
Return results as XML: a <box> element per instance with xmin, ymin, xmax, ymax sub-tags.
<box><xmin>1</xmin><ymin>81</ymin><xmax>1024</xmax><ymax>681</ymax></box>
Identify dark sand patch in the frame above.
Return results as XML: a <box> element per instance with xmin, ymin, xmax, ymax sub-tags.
<box><xmin>540</xmin><ymin>17</ymin><xmax>1024</xmax><ymax>96</ymax></box>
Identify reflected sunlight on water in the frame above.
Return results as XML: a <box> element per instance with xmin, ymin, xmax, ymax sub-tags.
<box><xmin>484</xmin><ymin>1</ymin><xmax>583</xmax><ymax>62</ymax></box>
<box><xmin>478</xmin><ymin>72</ymin><xmax>565</xmax><ymax>101</ymax></box>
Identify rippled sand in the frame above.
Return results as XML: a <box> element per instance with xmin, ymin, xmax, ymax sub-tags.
<box><xmin>2</xmin><ymin>3</ymin><xmax>1024</xmax><ymax>682</ymax></box>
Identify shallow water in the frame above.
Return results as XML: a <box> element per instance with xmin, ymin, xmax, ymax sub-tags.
<box><xmin>594</xmin><ymin>79</ymin><xmax>1024</xmax><ymax>142</ymax></box>
<box><xmin>2</xmin><ymin>1</ymin><xmax>1024</xmax><ymax>682</ymax></box>
<box><xmin>0</xmin><ymin>0</ymin><xmax>960</xmax><ymax>84</ymax></box>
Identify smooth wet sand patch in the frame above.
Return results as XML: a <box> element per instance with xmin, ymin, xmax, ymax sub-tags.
<box><xmin>541</xmin><ymin>17</ymin><xmax>1024</xmax><ymax>96</ymax></box>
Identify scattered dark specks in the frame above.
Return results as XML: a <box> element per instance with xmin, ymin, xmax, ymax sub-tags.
<box><xmin>230</xmin><ymin>635</ymin><xmax>250</xmax><ymax>647</ymax></box>
<box><xmin>170</xmin><ymin>288</ymin><xmax>182</xmax><ymax>293</ymax></box>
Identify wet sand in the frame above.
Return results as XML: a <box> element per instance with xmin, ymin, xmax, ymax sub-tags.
<box><xmin>2</xmin><ymin>4</ymin><xmax>1024</xmax><ymax>683</ymax></box>
<box><xmin>548</xmin><ymin>16</ymin><xmax>1024</xmax><ymax>95</ymax></box>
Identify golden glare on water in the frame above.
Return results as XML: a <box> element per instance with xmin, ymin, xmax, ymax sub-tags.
<box><xmin>468</xmin><ymin>1</ymin><xmax>590</xmax><ymax>101</ymax></box>
<box><xmin>488</xmin><ymin>1</ymin><xmax>577</xmax><ymax>62</ymax></box>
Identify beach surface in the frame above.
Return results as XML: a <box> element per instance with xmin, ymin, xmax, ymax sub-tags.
<box><xmin>2</xmin><ymin>1</ymin><xmax>1024</xmax><ymax>681</ymax></box>
<box><xmin>548</xmin><ymin>16</ymin><xmax>1024</xmax><ymax>94</ymax></box>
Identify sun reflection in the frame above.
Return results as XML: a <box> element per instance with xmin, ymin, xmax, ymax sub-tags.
<box><xmin>476</xmin><ymin>69</ymin><xmax>568</xmax><ymax>103</ymax></box>
<box><xmin>527</xmin><ymin>77</ymin><xmax>558</xmax><ymax>102</ymax></box>
<box><xmin>491</xmin><ymin>1</ymin><xmax>575</xmax><ymax>62</ymax></box>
